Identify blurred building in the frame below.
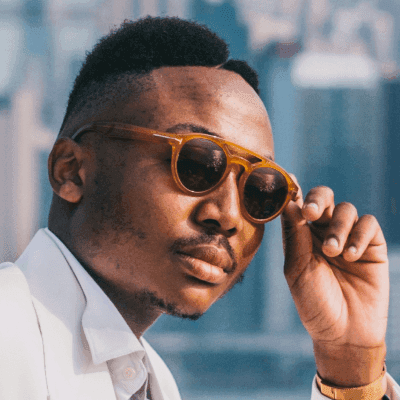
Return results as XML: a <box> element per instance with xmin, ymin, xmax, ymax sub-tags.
<box><xmin>382</xmin><ymin>79</ymin><xmax>400</xmax><ymax>246</ymax></box>
<box><xmin>1</xmin><ymin>0</ymin><xmax>400</xmax><ymax>398</ymax></box>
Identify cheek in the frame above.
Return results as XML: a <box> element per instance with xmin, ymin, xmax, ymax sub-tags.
<box><xmin>144</xmin><ymin>192</ymin><xmax>197</xmax><ymax>241</ymax></box>
<box><xmin>121</xmin><ymin>170</ymin><xmax>195</xmax><ymax>237</ymax></box>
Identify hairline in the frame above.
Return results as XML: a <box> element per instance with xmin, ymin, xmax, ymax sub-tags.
<box><xmin>59</xmin><ymin>71</ymin><xmax>156</xmax><ymax>139</ymax></box>
<box><xmin>59</xmin><ymin>65</ymin><xmax>258</xmax><ymax>140</ymax></box>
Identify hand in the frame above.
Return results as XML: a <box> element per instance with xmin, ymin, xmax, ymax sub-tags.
<box><xmin>281</xmin><ymin>179</ymin><xmax>389</xmax><ymax>388</ymax></box>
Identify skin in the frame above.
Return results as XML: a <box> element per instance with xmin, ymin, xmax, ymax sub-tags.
<box><xmin>48</xmin><ymin>66</ymin><xmax>389</xmax><ymax>390</ymax></box>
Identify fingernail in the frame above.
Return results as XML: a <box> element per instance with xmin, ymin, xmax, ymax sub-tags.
<box><xmin>347</xmin><ymin>245</ymin><xmax>357</xmax><ymax>254</ymax></box>
<box><xmin>325</xmin><ymin>237</ymin><xmax>339</xmax><ymax>248</ymax></box>
<box><xmin>304</xmin><ymin>202</ymin><xmax>318</xmax><ymax>212</ymax></box>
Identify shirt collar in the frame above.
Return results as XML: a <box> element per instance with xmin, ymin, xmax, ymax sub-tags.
<box><xmin>44</xmin><ymin>228</ymin><xmax>145</xmax><ymax>365</ymax></box>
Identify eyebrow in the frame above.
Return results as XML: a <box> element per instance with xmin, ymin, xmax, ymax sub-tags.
<box><xmin>165</xmin><ymin>123</ymin><xmax>221</xmax><ymax>137</ymax></box>
<box><xmin>165</xmin><ymin>123</ymin><xmax>274</xmax><ymax>161</ymax></box>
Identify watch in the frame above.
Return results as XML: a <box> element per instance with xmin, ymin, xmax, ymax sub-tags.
<box><xmin>316</xmin><ymin>364</ymin><xmax>387</xmax><ymax>400</ymax></box>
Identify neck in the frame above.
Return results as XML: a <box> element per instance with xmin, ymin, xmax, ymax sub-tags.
<box><xmin>83</xmin><ymin>267</ymin><xmax>163</xmax><ymax>338</ymax></box>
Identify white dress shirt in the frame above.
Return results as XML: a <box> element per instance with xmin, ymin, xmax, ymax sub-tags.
<box><xmin>45</xmin><ymin>228</ymin><xmax>152</xmax><ymax>400</ymax></box>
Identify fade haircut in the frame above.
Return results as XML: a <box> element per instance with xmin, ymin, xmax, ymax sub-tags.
<box><xmin>60</xmin><ymin>16</ymin><xmax>260</xmax><ymax>135</ymax></box>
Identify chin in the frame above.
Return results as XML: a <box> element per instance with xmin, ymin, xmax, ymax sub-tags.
<box><xmin>155</xmin><ymin>297</ymin><xmax>206</xmax><ymax>321</ymax></box>
<box><xmin>165</xmin><ymin>309</ymin><xmax>203</xmax><ymax>321</ymax></box>
<box><xmin>142</xmin><ymin>288</ymin><xmax>208</xmax><ymax>321</ymax></box>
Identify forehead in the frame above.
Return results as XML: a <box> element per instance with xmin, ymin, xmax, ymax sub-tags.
<box><xmin>116</xmin><ymin>66</ymin><xmax>274</xmax><ymax>159</ymax></box>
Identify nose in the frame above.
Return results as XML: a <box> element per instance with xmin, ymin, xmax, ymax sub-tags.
<box><xmin>194</xmin><ymin>167</ymin><xmax>244</xmax><ymax>236</ymax></box>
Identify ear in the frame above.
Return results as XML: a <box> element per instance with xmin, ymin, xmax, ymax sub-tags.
<box><xmin>48</xmin><ymin>138</ymin><xmax>87</xmax><ymax>204</ymax></box>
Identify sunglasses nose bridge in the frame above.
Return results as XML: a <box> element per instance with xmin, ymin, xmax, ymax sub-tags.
<box><xmin>227</xmin><ymin>153</ymin><xmax>252</xmax><ymax>172</ymax></box>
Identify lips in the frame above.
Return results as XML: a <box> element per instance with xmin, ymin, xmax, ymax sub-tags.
<box><xmin>175</xmin><ymin>245</ymin><xmax>234</xmax><ymax>284</ymax></box>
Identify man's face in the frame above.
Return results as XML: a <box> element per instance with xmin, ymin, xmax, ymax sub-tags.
<box><xmin>73</xmin><ymin>66</ymin><xmax>274</xmax><ymax>319</ymax></box>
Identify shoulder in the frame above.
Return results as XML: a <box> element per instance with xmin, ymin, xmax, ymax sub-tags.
<box><xmin>0</xmin><ymin>262</ymin><xmax>34</xmax><ymax>320</ymax></box>
<box><xmin>0</xmin><ymin>262</ymin><xmax>35</xmax><ymax>311</ymax></box>
<box><xmin>0</xmin><ymin>261</ymin><xmax>44</xmax><ymax>356</ymax></box>
<box><xmin>0</xmin><ymin>262</ymin><xmax>48</xmax><ymax>398</ymax></box>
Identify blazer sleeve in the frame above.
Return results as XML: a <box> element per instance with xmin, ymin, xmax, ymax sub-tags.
<box><xmin>0</xmin><ymin>263</ymin><xmax>49</xmax><ymax>399</ymax></box>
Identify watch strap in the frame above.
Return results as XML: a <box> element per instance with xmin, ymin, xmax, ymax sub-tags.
<box><xmin>316</xmin><ymin>364</ymin><xmax>387</xmax><ymax>400</ymax></box>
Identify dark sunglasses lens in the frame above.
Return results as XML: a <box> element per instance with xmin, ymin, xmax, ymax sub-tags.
<box><xmin>177</xmin><ymin>139</ymin><xmax>227</xmax><ymax>192</ymax></box>
<box><xmin>244</xmin><ymin>168</ymin><xmax>288</xmax><ymax>220</ymax></box>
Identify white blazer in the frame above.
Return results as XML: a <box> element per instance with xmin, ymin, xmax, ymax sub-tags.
<box><xmin>0</xmin><ymin>230</ymin><xmax>181</xmax><ymax>400</ymax></box>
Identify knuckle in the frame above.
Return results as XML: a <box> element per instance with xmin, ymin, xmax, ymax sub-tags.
<box><xmin>306</xmin><ymin>185</ymin><xmax>334</xmax><ymax>200</ymax></box>
<box><xmin>337</xmin><ymin>201</ymin><xmax>357</xmax><ymax>213</ymax></box>
<box><xmin>317</xmin><ymin>185</ymin><xmax>334</xmax><ymax>195</ymax></box>
<box><xmin>360</xmin><ymin>214</ymin><xmax>378</xmax><ymax>226</ymax></box>
<box><xmin>351</xmin><ymin>215</ymin><xmax>379</xmax><ymax>239</ymax></box>
<box><xmin>320</xmin><ymin>186</ymin><xmax>334</xmax><ymax>202</ymax></box>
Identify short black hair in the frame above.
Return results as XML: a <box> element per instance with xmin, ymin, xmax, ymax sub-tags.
<box><xmin>60</xmin><ymin>16</ymin><xmax>259</xmax><ymax>133</ymax></box>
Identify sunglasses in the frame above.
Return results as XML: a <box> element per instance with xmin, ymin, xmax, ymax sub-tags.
<box><xmin>70</xmin><ymin>122</ymin><xmax>298</xmax><ymax>224</ymax></box>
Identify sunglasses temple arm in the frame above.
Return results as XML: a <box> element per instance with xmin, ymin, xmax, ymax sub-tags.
<box><xmin>107</xmin><ymin>131</ymin><xmax>181</xmax><ymax>146</ymax></box>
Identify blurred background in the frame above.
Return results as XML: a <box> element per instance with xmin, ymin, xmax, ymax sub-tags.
<box><xmin>1</xmin><ymin>0</ymin><xmax>400</xmax><ymax>398</ymax></box>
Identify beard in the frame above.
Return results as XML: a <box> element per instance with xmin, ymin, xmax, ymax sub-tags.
<box><xmin>140</xmin><ymin>290</ymin><xmax>203</xmax><ymax>321</ymax></box>
<box><xmin>133</xmin><ymin>277</ymin><xmax>245</xmax><ymax>322</ymax></box>
<box><xmin>134</xmin><ymin>268</ymin><xmax>245</xmax><ymax>322</ymax></box>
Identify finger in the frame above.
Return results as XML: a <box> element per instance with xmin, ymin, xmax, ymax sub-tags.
<box><xmin>281</xmin><ymin>177</ymin><xmax>314</xmax><ymax>282</ymax></box>
<box><xmin>321</xmin><ymin>202</ymin><xmax>358</xmax><ymax>257</ymax></box>
<box><xmin>281</xmin><ymin>199</ymin><xmax>314</xmax><ymax>283</ymax></box>
<box><xmin>281</xmin><ymin>174</ymin><xmax>306</xmax><ymax>246</ymax></box>
<box><xmin>302</xmin><ymin>186</ymin><xmax>335</xmax><ymax>224</ymax></box>
<box><xmin>342</xmin><ymin>215</ymin><xmax>385</xmax><ymax>262</ymax></box>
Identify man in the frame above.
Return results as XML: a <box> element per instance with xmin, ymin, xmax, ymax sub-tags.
<box><xmin>0</xmin><ymin>16</ymin><xmax>398</xmax><ymax>400</ymax></box>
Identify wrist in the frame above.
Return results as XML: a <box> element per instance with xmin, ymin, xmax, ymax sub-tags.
<box><xmin>313</xmin><ymin>341</ymin><xmax>386</xmax><ymax>387</ymax></box>
<box><xmin>316</xmin><ymin>365</ymin><xmax>387</xmax><ymax>400</ymax></box>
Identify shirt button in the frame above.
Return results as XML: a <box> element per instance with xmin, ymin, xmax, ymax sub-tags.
<box><xmin>123</xmin><ymin>367</ymin><xmax>136</xmax><ymax>379</ymax></box>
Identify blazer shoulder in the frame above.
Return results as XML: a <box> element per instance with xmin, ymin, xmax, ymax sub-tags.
<box><xmin>0</xmin><ymin>262</ymin><xmax>32</xmax><ymax>309</ymax></box>
<box><xmin>0</xmin><ymin>262</ymin><xmax>32</xmax><ymax>308</ymax></box>
<box><xmin>0</xmin><ymin>262</ymin><xmax>42</xmax><ymax>341</ymax></box>
<box><xmin>0</xmin><ymin>262</ymin><xmax>49</xmax><ymax>399</ymax></box>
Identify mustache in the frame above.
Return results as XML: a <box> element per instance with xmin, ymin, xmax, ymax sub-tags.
<box><xmin>170</xmin><ymin>230</ymin><xmax>238</xmax><ymax>273</ymax></box>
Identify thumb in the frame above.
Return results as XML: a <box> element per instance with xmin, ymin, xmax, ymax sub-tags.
<box><xmin>280</xmin><ymin>176</ymin><xmax>313</xmax><ymax>284</ymax></box>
